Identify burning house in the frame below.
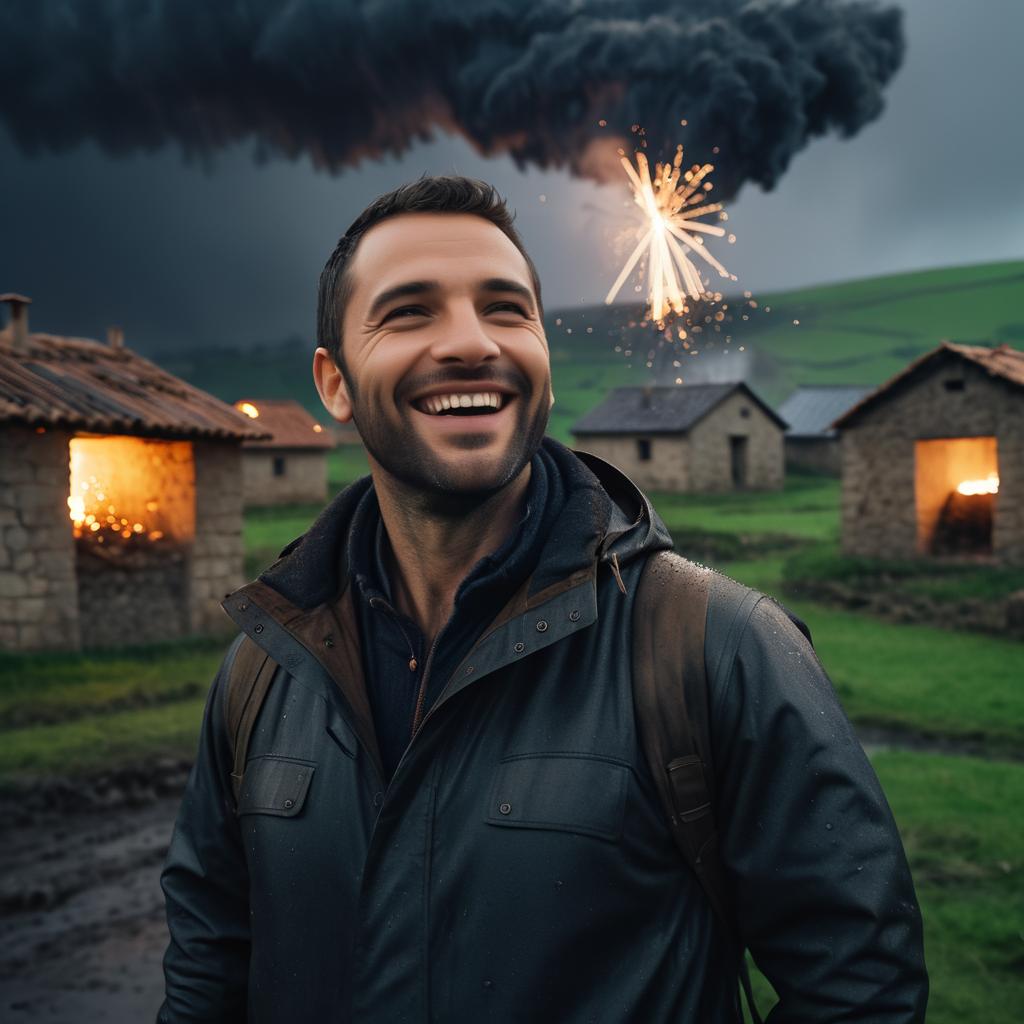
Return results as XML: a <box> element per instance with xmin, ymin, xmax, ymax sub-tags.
<box><xmin>572</xmin><ymin>383</ymin><xmax>786</xmax><ymax>493</ymax></box>
<box><xmin>833</xmin><ymin>342</ymin><xmax>1024</xmax><ymax>564</ymax></box>
<box><xmin>233</xmin><ymin>398</ymin><xmax>335</xmax><ymax>507</ymax></box>
<box><xmin>0</xmin><ymin>294</ymin><xmax>268</xmax><ymax>652</ymax></box>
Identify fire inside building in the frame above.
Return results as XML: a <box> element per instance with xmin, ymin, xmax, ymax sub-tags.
<box><xmin>0</xmin><ymin>294</ymin><xmax>268</xmax><ymax>652</ymax></box>
<box><xmin>834</xmin><ymin>342</ymin><xmax>1024</xmax><ymax>565</ymax></box>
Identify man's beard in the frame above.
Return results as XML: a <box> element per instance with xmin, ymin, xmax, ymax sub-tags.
<box><xmin>350</xmin><ymin>369</ymin><xmax>550</xmax><ymax>506</ymax></box>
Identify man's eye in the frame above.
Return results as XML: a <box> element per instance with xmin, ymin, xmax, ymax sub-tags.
<box><xmin>488</xmin><ymin>302</ymin><xmax>528</xmax><ymax>316</ymax></box>
<box><xmin>383</xmin><ymin>306</ymin><xmax>427</xmax><ymax>322</ymax></box>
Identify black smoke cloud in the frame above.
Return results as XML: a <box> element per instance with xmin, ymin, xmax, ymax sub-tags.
<box><xmin>0</xmin><ymin>0</ymin><xmax>903</xmax><ymax>200</ymax></box>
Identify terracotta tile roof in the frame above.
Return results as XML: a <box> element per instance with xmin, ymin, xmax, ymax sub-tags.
<box><xmin>0</xmin><ymin>330</ymin><xmax>269</xmax><ymax>440</ymax></box>
<box><xmin>833</xmin><ymin>342</ymin><xmax>1024</xmax><ymax>430</ymax></box>
<box><xmin>571</xmin><ymin>382</ymin><xmax>787</xmax><ymax>435</ymax></box>
<box><xmin>234</xmin><ymin>399</ymin><xmax>335</xmax><ymax>450</ymax></box>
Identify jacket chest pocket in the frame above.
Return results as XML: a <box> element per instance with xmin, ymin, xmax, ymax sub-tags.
<box><xmin>237</xmin><ymin>755</ymin><xmax>316</xmax><ymax>818</ymax></box>
<box><xmin>485</xmin><ymin>753</ymin><xmax>630</xmax><ymax>842</ymax></box>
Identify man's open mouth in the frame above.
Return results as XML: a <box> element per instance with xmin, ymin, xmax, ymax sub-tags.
<box><xmin>413</xmin><ymin>391</ymin><xmax>509</xmax><ymax>417</ymax></box>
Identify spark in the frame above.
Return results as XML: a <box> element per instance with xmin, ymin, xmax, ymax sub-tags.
<box><xmin>605</xmin><ymin>145</ymin><xmax>734</xmax><ymax>323</ymax></box>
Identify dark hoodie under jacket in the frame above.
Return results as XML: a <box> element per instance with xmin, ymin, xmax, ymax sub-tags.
<box><xmin>159</xmin><ymin>440</ymin><xmax>927</xmax><ymax>1024</ymax></box>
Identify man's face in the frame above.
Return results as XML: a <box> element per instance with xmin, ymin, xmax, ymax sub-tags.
<box><xmin>316</xmin><ymin>212</ymin><xmax>552</xmax><ymax>501</ymax></box>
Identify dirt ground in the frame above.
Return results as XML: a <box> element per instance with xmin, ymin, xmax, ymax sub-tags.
<box><xmin>0</xmin><ymin>793</ymin><xmax>179</xmax><ymax>1023</ymax></box>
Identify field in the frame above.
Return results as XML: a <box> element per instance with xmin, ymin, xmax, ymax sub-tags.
<box><xmin>2</xmin><ymin>460</ymin><xmax>1021</xmax><ymax>1019</ymax></box>
<box><xmin>5</xmin><ymin>260</ymin><xmax>1024</xmax><ymax>1018</ymax></box>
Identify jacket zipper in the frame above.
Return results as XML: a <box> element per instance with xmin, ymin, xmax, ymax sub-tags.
<box><xmin>410</xmin><ymin>632</ymin><xmax>442</xmax><ymax>737</ymax></box>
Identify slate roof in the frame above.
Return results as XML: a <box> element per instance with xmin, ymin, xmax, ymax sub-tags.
<box><xmin>234</xmin><ymin>399</ymin><xmax>335</xmax><ymax>451</ymax></box>
<box><xmin>777</xmin><ymin>386</ymin><xmax>872</xmax><ymax>438</ymax></box>
<box><xmin>571</xmin><ymin>383</ymin><xmax>786</xmax><ymax>435</ymax></box>
<box><xmin>0</xmin><ymin>328</ymin><xmax>269</xmax><ymax>440</ymax></box>
<box><xmin>833</xmin><ymin>342</ymin><xmax>1024</xmax><ymax>430</ymax></box>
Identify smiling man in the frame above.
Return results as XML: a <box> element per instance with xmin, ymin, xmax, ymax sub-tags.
<box><xmin>159</xmin><ymin>177</ymin><xmax>927</xmax><ymax>1023</ymax></box>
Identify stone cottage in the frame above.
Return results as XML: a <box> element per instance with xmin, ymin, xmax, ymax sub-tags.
<box><xmin>777</xmin><ymin>385</ymin><xmax>871</xmax><ymax>476</ymax></box>
<box><xmin>234</xmin><ymin>398</ymin><xmax>335</xmax><ymax>507</ymax></box>
<box><xmin>571</xmin><ymin>383</ymin><xmax>786</xmax><ymax>492</ymax></box>
<box><xmin>0</xmin><ymin>294</ymin><xmax>267</xmax><ymax>652</ymax></box>
<box><xmin>833</xmin><ymin>342</ymin><xmax>1024</xmax><ymax>564</ymax></box>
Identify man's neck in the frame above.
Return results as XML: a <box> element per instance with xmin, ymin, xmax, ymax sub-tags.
<box><xmin>372</xmin><ymin>465</ymin><xmax>532</xmax><ymax>641</ymax></box>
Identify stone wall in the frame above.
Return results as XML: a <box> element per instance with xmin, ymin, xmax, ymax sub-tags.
<box><xmin>840</xmin><ymin>357</ymin><xmax>1024</xmax><ymax>564</ymax></box>
<box><xmin>572</xmin><ymin>435</ymin><xmax>690</xmax><ymax>492</ymax></box>
<box><xmin>190</xmin><ymin>441</ymin><xmax>246</xmax><ymax>636</ymax></box>
<box><xmin>0</xmin><ymin>425</ymin><xmax>80</xmax><ymax>652</ymax></box>
<box><xmin>77</xmin><ymin>549</ymin><xmax>190</xmax><ymax>648</ymax></box>
<box><xmin>242</xmin><ymin>448</ymin><xmax>328</xmax><ymax>507</ymax></box>
<box><xmin>687</xmin><ymin>390</ymin><xmax>785</xmax><ymax>491</ymax></box>
<box><xmin>785</xmin><ymin>437</ymin><xmax>842</xmax><ymax>476</ymax></box>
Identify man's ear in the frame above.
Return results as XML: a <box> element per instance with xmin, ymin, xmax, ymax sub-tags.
<box><xmin>313</xmin><ymin>347</ymin><xmax>354</xmax><ymax>423</ymax></box>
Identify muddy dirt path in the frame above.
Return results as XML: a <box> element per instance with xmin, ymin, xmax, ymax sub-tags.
<box><xmin>0</xmin><ymin>726</ymin><xmax>1013</xmax><ymax>1022</ymax></box>
<box><xmin>0</xmin><ymin>798</ymin><xmax>176</xmax><ymax>1022</ymax></box>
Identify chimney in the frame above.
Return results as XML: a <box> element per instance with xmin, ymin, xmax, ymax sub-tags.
<box><xmin>107</xmin><ymin>325</ymin><xmax>125</xmax><ymax>349</ymax></box>
<box><xmin>1</xmin><ymin>293</ymin><xmax>32</xmax><ymax>354</ymax></box>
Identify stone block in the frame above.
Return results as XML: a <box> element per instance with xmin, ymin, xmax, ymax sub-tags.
<box><xmin>13</xmin><ymin>550</ymin><xmax>36</xmax><ymax>574</ymax></box>
<box><xmin>0</xmin><ymin>572</ymin><xmax>29</xmax><ymax>598</ymax></box>
<box><xmin>4</xmin><ymin>526</ymin><xmax>29</xmax><ymax>550</ymax></box>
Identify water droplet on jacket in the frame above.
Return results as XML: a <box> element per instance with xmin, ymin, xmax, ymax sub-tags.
<box><xmin>825</xmin><ymin>822</ymin><xmax>833</xmax><ymax>830</ymax></box>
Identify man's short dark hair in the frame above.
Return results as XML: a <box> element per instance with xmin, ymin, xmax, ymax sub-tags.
<box><xmin>316</xmin><ymin>176</ymin><xmax>543</xmax><ymax>376</ymax></box>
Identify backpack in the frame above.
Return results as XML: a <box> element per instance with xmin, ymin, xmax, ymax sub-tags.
<box><xmin>225</xmin><ymin>549</ymin><xmax>764</xmax><ymax>1022</ymax></box>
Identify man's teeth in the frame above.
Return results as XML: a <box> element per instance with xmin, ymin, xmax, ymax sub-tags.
<box><xmin>420</xmin><ymin>392</ymin><xmax>504</xmax><ymax>415</ymax></box>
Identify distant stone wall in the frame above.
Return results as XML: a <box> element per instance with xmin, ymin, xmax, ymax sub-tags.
<box><xmin>242</xmin><ymin>449</ymin><xmax>328</xmax><ymax>506</ymax></box>
<box><xmin>840</xmin><ymin>357</ymin><xmax>1024</xmax><ymax>564</ymax></box>
<box><xmin>572</xmin><ymin>435</ymin><xmax>690</xmax><ymax>492</ymax></box>
<box><xmin>77</xmin><ymin>548</ymin><xmax>190</xmax><ymax>648</ymax></box>
<box><xmin>0</xmin><ymin>425</ymin><xmax>80</xmax><ymax>652</ymax></box>
<box><xmin>190</xmin><ymin>441</ymin><xmax>246</xmax><ymax>636</ymax></box>
<box><xmin>785</xmin><ymin>437</ymin><xmax>841</xmax><ymax>476</ymax></box>
<box><xmin>687</xmin><ymin>390</ymin><xmax>784</xmax><ymax>491</ymax></box>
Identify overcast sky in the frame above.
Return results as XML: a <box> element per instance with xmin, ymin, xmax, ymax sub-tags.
<box><xmin>1</xmin><ymin>0</ymin><xmax>1021</xmax><ymax>354</ymax></box>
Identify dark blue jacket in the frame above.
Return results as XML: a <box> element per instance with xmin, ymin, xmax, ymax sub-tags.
<box><xmin>159</xmin><ymin>444</ymin><xmax>927</xmax><ymax>1023</ymax></box>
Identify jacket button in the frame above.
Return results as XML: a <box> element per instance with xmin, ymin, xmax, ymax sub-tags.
<box><xmin>535</xmin><ymin>620</ymin><xmax>548</xmax><ymax>632</ymax></box>
<box><xmin>568</xmin><ymin>609</ymin><xmax>580</xmax><ymax>622</ymax></box>
<box><xmin>283</xmin><ymin>799</ymin><xmax>294</xmax><ymax>809</ymax></box>
<box><xmin>373</xmin><ymin>792</ymin><xmax>384</xmax><ymax>808</ymax></box>
<box><xmin>498</xmin><ymin>802</ymin><xmax>512</xmax><ymax>815</ymax></box>
<box><xmin>254</xmin><ymin>623</ymin><xmax>264</xmax><ymax>634</ymax></box>
<box><xmin>513</xmin><ymin>641</ymin><xmax>525</xmax><ymax>654</ymax></box>
<box><xmin>323</xmin><ymin>636</ymin><xmax>335</xmax><ymax>648</ymax></box>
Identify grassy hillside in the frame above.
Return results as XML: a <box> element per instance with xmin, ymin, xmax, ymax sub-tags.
<box><xmin>155</xmin><ymin>260</ymin><xmax>1024</xmax><ymax>442</ymax></box>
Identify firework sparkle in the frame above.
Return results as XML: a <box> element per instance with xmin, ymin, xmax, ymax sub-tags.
<box><xmin>605</xmin><ymin>145</ymin><xmax>736</xmax><ymax>324</ymax></box>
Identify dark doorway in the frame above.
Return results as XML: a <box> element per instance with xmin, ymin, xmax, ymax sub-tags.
<box><xmin>729</xmin><ymin>436</ymin><xmax>748</xmax><ymax>489</ymax></box>
<box><xmin>273</xmin><ymin>456</ymin><xmax>287</xmax><ymax>477</ymax></box>
<box><xmin>637</xmin><ymin>438</ymin><xmax>652</xmax><ymax>462</ymax></box>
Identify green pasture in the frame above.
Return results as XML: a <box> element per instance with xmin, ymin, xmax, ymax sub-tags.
<box><xmin>2</xmin><ymin>452</ymin><xmax>1021</xmax><ymax>1020</ymax></box>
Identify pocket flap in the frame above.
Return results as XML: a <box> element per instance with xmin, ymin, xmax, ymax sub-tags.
<box><xmin>485</xmin><ymin>753</ymin><xmax>629</xmax><ymax>842</ymax></box>
<box><xmin>237</xmin><ymin>755</ymin><xmax>315</xmax><ymax>818</ymax></box>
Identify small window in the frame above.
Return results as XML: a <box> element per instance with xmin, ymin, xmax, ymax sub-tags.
<box><xmin>637</xmin><ymin>438</ymin><xmax>652</xmax><ymax>462</ymax></box>
<box><xmin>739</xmin><ymin>406</ymin><xmax>751</xmax><ymax>418</ymax></box>
<box><xmin>944</xmin><ymin>379</ymin><xmax>965</xmax><ymax>392</ymax></box>
<box><xmin>273</xmin><ymin>456</ymin><xmax>286</xmax><ymax>477</ymax></box>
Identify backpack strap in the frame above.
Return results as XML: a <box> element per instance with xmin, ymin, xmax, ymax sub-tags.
<box><xmin>632</xmin><ymin>549</ymin><xmax>763</xmax><ymax>1024</ymax></box>
<box><xmin>225</xmin><ymin>635</ymin><xmax>279</xmax><ymax>804</ymax></box>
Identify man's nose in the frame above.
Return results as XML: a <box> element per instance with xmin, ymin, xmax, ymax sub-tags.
<box><xmin>429</xmin><ymin>305</ymin><xmax>501</xmax><ymax>365</ymax></box>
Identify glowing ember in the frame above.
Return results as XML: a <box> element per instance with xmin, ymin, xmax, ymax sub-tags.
<box><xmin>312</xmin><ymin>423</ymin><xmax>324</xmax><ymax>433</ymax></box>
<box><xmin>957</xmin><ymin>473</ymin><xmax>999</xmax><ymax>496</ymax></box>
<box><xmin>237</xmin><ymin>401</ymin><xmax>260</xmax><ymax>419</ymax></box>
<box><xmin>605</xmin><ymin>145</ymin><xmax>735</xmax><ymax>323</ymax></box>
<box><xmin>67</xmin><ymin>437</ymin><xmax>195</xmax><ymax>545</ymax></box>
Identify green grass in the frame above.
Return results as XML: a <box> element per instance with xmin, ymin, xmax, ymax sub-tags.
<box><xmin>0</xmin><ymin>639</ymin><xmax>222</xmax><ymax>729</ymax></box>
<box><xmin>746</xmin><ymin>752</ymin><xmax>1024</xmax><ymax>1024</ymax></box>
<box><xmin>651</xmin><ymin>471</ymin><xmax>840</xmax><ymax>543</ymax></box>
